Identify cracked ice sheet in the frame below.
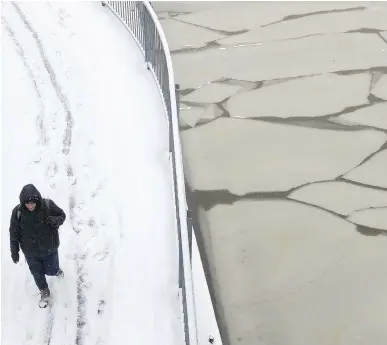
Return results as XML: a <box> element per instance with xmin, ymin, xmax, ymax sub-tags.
<box><xmin>289</xmin><ymin>181</ymin><xmax>387</xmax><ymax>216</ymax></box>
<box><xmin>160</xmin><ymin>18</ymin><xmax>226</xmax><ymax>51</ymax></box>
<box><xmin>160</xmin><ymin>19</ymin><xmax>225</xmax><ymax>52</ymax></box>
<box><xmin>204</xmin><ymin>199</ymin><xmax>387</xmax><ymax>345</ymax></box>
<box><xmin>182</xmin><ymin>82</ymin><xmax>243</xmax><ymax>103</ymax></box>
<box><xmin>180</xmin><ymin>103</ymin><xmax>223</xmax><ymax>128</ymax></box>
<box><xmin>330</xmin><ymin>103</ymin><xmax>387</xmax><ymax>130</ymax></box>
<box><xmin>344</xmin><ymin>150</ymin><xmax>387</xmax><ymax>188</ymax></box>
<box><xmin>172</xmin><ymin>33</ymin><xmax>387</xmax><ymax>89</ymax></box>
<box><xmin>181</xmin><ymin>118</ymin><xmax>387</xmax><ymax>195</ymax></box>
<box><xmin>176</xmin><ymin>2</ymin><xmax>365</xmax><ymax>32</ymax></box>
<box><xmin>217</xmin><ymin>6</ymin><xmax>387</xmax><ymax>45</ymax></box>
<box><xmin>2</xmin><ymin>2</ymin><xmax>181</xmax><ymax>345</ymax></box>
<box><xmin>348</xmin><ymin>207</ymin><xmax>387</xmax><ymax>230</ymax></box>
<box><xmin>227</xmin><ymin>73</ymin><xmax>370</xmax><ymax>119</ymax></box>
<box><xmin>179</xmin><ymin>105</ymin><xmax>203</xmax><ymax>127</ymax></box>
<box><xmin>372</xmin><ymin>74</ymin><xmax>387</xmax><ymax>100</ymax></box>
<box><xmin>152</xmin><ymin>1</ymin><xmax>228</xmax><ymax>14</ymax></box>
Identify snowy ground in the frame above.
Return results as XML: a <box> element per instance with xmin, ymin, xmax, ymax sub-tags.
<box><xmin>1</xmin><ymin>2</ymin><xmax>183</xmax><ymax>344</ymax></box>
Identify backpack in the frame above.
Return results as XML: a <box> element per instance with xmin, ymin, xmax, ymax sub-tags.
<box><xmin>17</xmin><ymin>198</ymin><xmax>51</xmax><ymax>220</ymax></box>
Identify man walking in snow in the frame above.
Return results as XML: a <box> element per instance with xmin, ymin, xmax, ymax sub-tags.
<box><xmin>9</xmin><ymin>184</ymin><xmax>66</xmax><ymax>305</ymax></box>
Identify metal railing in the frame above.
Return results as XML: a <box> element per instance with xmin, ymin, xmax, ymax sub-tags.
<box><xmin>101</xmin><ymin>2</ymin><xmax>198</xmax><ymax>345</ymax></box>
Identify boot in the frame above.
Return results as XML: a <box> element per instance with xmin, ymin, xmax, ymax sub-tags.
<box><xmin>40</xmin><ymin>287</ymin><xmax>50</xmax><ymax>299</ymax></box>
<box><xmin>39</xmin><ymin>287</ymin><xmax>50</xmax><ymax>308</ymax></box>
<box><xmin>56</xmin><ymin>268</ymin><xmax>64</xmax><ymax>278</ymax></box>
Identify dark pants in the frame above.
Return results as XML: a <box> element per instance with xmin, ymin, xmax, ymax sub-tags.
<box><xmin>25</xmin><ymin>250</ymin><xmax>60</xmax><ymax>290</ymax></box>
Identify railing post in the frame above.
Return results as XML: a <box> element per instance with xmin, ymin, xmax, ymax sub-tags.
<box><xmin>187</xmin><ymin>209</ymin><xmax>193</xmax><ymax>261</ymax></box>
<box><xmin>175</xmin><ymin>83</ymin><xmax>192</xmax><ymax>261</ymax></box>
<box><xmin>174</xmin><ymin>81</ymin><xmax>193</xmax><ymax>344</ymax></box>
<box><xmin>175</xmin><ymin>83</ymin><xmax>181</xmax><ymax>123</ymax></box>
<box><xmin>172</xmin><ymin>84</ymin><xmax>180</xmax><ymax>153</ymax></box>
<box><xmin>142</xmin><ymin>3</ymin><xmax>150</xmax><ymax>69</ymax></box>
<box><xmin>175</xmin><ymin>84</ymin><xmax>180</xmax><ymax>116</ymax></box>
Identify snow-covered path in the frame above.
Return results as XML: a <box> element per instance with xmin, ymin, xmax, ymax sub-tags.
<box><xmin>1</xmin><ymin>2</ymin><xmax>181</xmax><ymax>344</ymax></box>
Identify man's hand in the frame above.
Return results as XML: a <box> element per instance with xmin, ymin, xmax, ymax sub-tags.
<box><xmin>46</xmin><ymin>216</ymin><xmax>58</xmax><ymax>227</ymax></box>
<box><xmin>11</xmin><ymin>252</ymin><xmax>19</xmax><ymax>264</ymax></box>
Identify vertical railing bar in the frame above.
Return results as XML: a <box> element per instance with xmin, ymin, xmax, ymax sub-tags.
<box><xmin>135</xmin><ymin>2</ymin><xmax>139</xmax><ymax>42</ymax></box>
<box><xmin>141</xmin><ymin>3</ymin><xmax>145</xmax><ymax>47</ymax></box>
<box><xmin>133</xmin><ymin>3</ymin><xmax>137</xmax><ymax>40</ymax></box>
<box><xmin>130</xmin><ymin>7</ymin><xmax>132</xmax><ymax>30</ymax></box>
<box><xmin>124</xmin><ymin>2</ymin><xmax>128</xmax><ymax>28</ymax></box>
<box><xmin>139</xmin><ymin>3</ymin><xmax>142</xmax><ymax>46</ymax></box>
<box><xmin>135</xmin><ymin>2</ymin><xmax>138</xmax><ymax>42</ymax></box>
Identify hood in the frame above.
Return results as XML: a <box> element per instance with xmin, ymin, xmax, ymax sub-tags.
<box><xmin>19</xmin><ymin>184</ymin><xmax>42</xmax><ymax>205</ymax></box>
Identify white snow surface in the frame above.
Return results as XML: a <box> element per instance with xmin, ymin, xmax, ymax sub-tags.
<box><xmin>1</xmin><ymin>2</ymin><xmax>183</xmax><ymax>345</ymax></box>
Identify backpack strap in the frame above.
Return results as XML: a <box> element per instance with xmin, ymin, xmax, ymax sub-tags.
<box><xmin>43</xmin><ymin>198</ymin><xmax>51</xmax><ymax>218</ymax></box>
<box><xmin>43</xmin><ymin>198</ymin><xmax>51</xmax><ymax>211</ymax></box>
<box><xmin>17</xmin><ymin>205</ymin><xmax>21</xmax><ymax>220</ymax></box>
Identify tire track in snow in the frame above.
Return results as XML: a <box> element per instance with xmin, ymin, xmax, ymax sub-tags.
<box><xmin>66</xmin><ymin>164</ymin><xmax>87</xmax><ymax>345</ymax></box>
<box><xmin>30</xmin><ymin>5</ymin><xmax>119</xmax><ymax>341</ymax></box>
<box><xmin>9</xmin><ymin>5</ymin><xmax>115</xmax><ymax>345</ymax></box>
<box><xmin>3</xmin><ymin>7</ymin><xmax>57</xmax><ymax>343</ymax></box>
<box><xmin>12</xmin><ymin>2</ymin><xmax>73</xmax><ymax>155</ymax></box>
<box><xmin>44</xmin><ymin>306</ymin><xmax>54</xmax><ymax>345</ymax></box>
<box><xmin>10</xmin><ymin>4</ymin><xmax>81</xmax><ymax>344</ymax></box>
<box><xmin>75</xmin><ymin>252</ymin><xmax>87</xmax><ymax>345</ymax></box>
<box><xmin>1</xmin><ymin>16</ymin><xmax>48</xmax><ymax>146</ymax></box>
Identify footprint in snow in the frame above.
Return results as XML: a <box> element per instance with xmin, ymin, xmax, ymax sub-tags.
<box><xmin>93</xmin><ymin>250</ymin><xmax>109</xmax><ymax>262</ymax></box>
<box><xmin>33</xmin><ymin>156</ymin><xmax>42</xmax><ymax>164</ymax></box>
<box><xmin>97</xmin><ymin>300</ymin><xmax>106</xmax><ymax>315</ymax></box>
<box><xmin>66</xmin><ymin>164</ymin><xmax>73</xmax><ymax>177</ymax></box>
<box><xmin>88</xmin><ymin>218</ymin><xmax>96</xmax><ymax>228</ymax></box>
<box><xmin>46</xmin><ymin>162</ymin><xmax>58</xmax><ymax>179</ymax></box>
<box><xmin>68</xmin><ymin>176</ymin><xmax>77</xmax><ymax>186</ymax></box>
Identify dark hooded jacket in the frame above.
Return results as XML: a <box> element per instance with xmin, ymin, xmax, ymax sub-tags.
<box><xmin>9</xmin><ymin>184</ymin><xmax>66</xmax><ymax>257</ymax></box>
